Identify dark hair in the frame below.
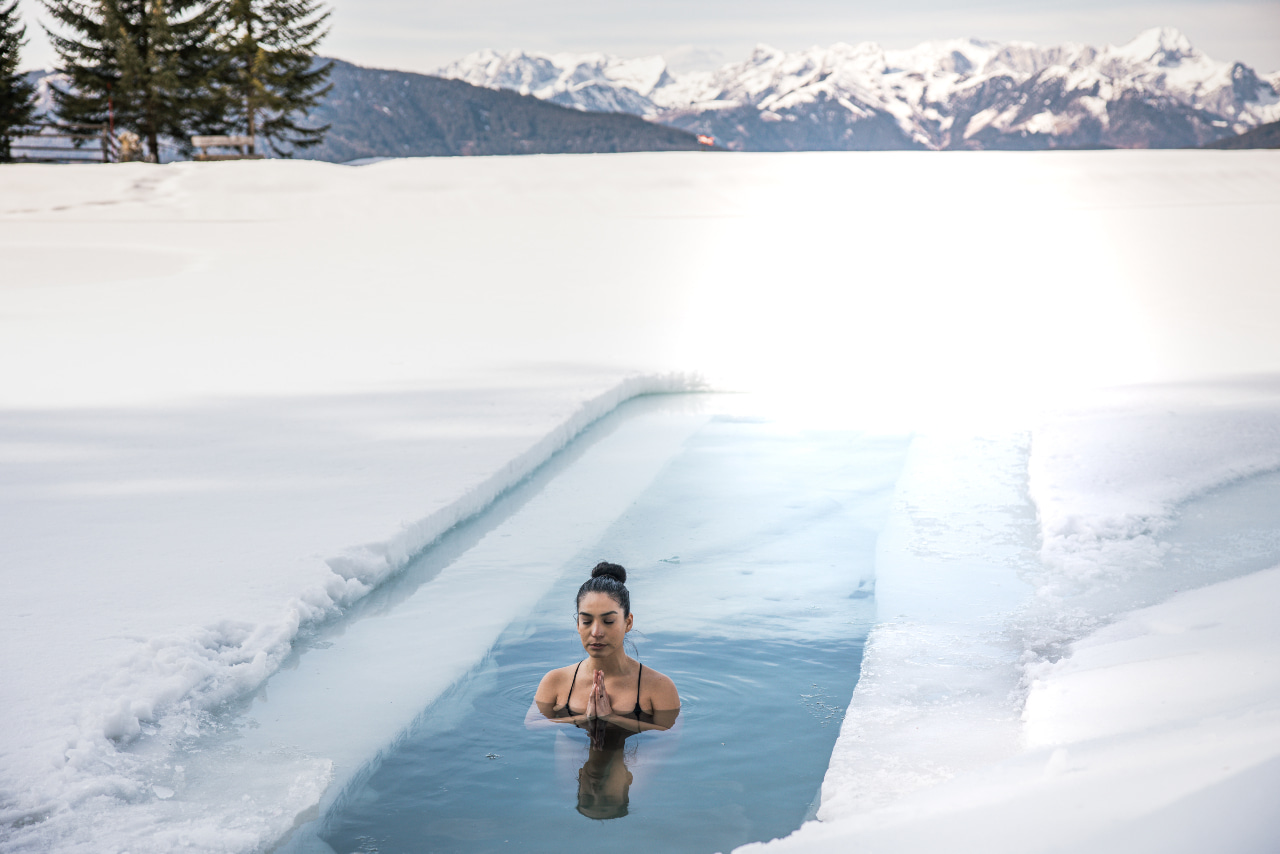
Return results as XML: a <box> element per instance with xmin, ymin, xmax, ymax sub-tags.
<box><xmin>576</xmin><ymin>561</ymin><xmax>630</xmax><ymax>618</ymax></box>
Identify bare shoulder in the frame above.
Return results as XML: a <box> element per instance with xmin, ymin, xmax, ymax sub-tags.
<box><xmin>535</xmin><ymin>663</ymin><xmax>576</xmax><ymax>704</ymax></box>
<box><xmin>640</xmin><ymin>664</ymin><xmax>680</xmax><ymax>707</ymax></box>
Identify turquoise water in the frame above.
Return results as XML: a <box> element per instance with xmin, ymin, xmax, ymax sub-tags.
<box><xmin>315</xmin><ymin>414</ymin><xmax>911</xmax><ymax>853</ymax></box>
<box><xmin>321</xmin><ymin>632</ymin><xmax>864</xmax><ymax>853</ymax></box>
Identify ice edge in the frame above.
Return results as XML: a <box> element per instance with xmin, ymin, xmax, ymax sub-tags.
<box><xmin>88</xmin><ymin>372</ymin><xmax>705</xmax><ymax>753</ymax></box>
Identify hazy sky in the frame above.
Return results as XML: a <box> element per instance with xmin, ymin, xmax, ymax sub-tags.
<box><xmin>16</xmin><ymin>0</ymin><xmax>1280</xmax><ymax>74</ymax></box>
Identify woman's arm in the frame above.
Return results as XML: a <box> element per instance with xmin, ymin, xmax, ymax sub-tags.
<box><xmin>599</xmin><ymin>707</ymin><xmax>681</xmax><ymax>732</ymax></box>
<box><xmin>527</xmin><ymin>667</ymin><xmax>589</xmax><ymax>729</ymax></box>
<box><xmin>526</xmin><ymin>700</ymin><xmax>592</xmax><ymax>729</ymax></box>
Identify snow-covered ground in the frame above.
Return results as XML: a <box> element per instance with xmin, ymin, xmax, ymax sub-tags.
<box><xmin>2</xmin><ymin>150</ymin><xmax>1279</xmax><ymax>852</ymax></box>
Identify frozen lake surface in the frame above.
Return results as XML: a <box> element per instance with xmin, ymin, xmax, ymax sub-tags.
<box><xmin>197</xmin><ymin>394</ymin><xmax>908</xmax><ymax>853</ymax></box>
<box><xmin>2</xmin><ymin>151</ymin><xmax>1279</xmax><ymax>853</ymax></box>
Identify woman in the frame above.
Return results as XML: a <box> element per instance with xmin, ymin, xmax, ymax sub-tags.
<box><xmin>532</xmin><ymin>561</ymin><xmax>680</xmax><ymax>733</ymax></box>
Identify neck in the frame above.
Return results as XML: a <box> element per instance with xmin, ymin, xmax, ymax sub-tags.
<box><xmin>587</xmin><ymin>651</ymin><xmax>633</xmax><ymax>676</ymax></box>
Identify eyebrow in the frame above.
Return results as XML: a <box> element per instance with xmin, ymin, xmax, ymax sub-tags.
<box><xmin>579</xmin><ymin>610</ymin><xmax>619</xmax><ymax>617</ymax></box>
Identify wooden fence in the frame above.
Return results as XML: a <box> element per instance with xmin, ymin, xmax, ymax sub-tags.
<box><xmin>7</xmin><ymin>124</ymin><xmax>120</xmax><ymax>163</ymax></box>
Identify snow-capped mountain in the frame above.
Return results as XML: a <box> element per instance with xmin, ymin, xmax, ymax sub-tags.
<box><xmin>439</xmin><ymin>49</ymin><xmax>676</xmax><ymax>116</ymax></box>
<box><xmin>439</xmin><ymin>29</ymin><xmax>1280</xmax><ymax>150</ymax></box>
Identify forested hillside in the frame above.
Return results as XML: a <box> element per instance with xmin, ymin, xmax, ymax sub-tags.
<box><xmin>1205</xmin><ymin>119</ymin><xmax>1280</xmax><ymax>149</ymax></box>
<box><xmin>305</xmin><ymin>59</ymin><xmax>706</xmax><ymax>161</ymax></box>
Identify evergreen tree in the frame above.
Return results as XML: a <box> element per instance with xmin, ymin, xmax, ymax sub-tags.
<box><xmin>0</xmin><ymin>0</ymin><xmax>38</xmax><ymax>161</ymax></box>
<box><xmin>42</xmin><ymin>0</ymin><xmax>221</xmax><ymax>160</ymax></box>
<box><xmin>215</xmin><ymin>0</ymin><xmax>332</xmax><ymax>155</ymax></box>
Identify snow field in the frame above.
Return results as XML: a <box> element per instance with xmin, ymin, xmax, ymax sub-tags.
<box><xmin>2</xmin><ymin>150</ymin><xmax>1280</xmax><ymax>852</ymax></box>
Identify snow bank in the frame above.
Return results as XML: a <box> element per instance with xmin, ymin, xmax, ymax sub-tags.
<box><xmin>745</xmin><ymin>381</ymin><xmax>1280</xmax><ymax>852</ymax></box>
<box><xmin>747</xmin><ymin>564</ymin><xmax>1280</xmax><ymax>854</ymax></box>
<box><xmin>1021</xmin><ymin>381</ymin><xmax>1280</xmax><ymax>660</ymax></box>
<box><xmin>1024</xmin><ymin>566</ymin><xmax>1280</xmax><ymax>752</ymax></box>
<box><xmin>812</xmin><ymin>430</ymin><xmax>1037</xmax><ymax>822</ymax></box>
<box><xmin>1031</xmin><ymin>381</ymin><xmax>1280</xmax><ymax>585</ymax></box>
<box><xmin>329</xmin><ymin>373</ymin><xmax>699</xmax><ymax>587</ymax></box>
<box><xmin>796</xmin><ymin>380</ymin><xmax>1280</xmax><ymax>834</ymax></box>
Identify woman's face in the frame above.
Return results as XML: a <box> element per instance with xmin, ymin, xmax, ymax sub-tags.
<box><xmin>577</xmin><ymin>591</ymin><xmax>633</xmax><ymax>658</ymax></box>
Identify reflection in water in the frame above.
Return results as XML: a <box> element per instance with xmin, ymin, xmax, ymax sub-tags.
<box><xmin>530</xmin><ymin>698</ymin><xmax>682</xmax><ymax>821</ymax></box>
<box><xmin>574</xmin><ymin>712</ymin><xmax>684</xmax><ymax>820</ymax></box>
<box><xmin>577</xmin><ymin>721</ymin><xmax>635</xmax><ymax>820</ymax></box>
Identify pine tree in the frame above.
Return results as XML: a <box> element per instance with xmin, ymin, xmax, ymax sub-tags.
<box><xmin>42</xmin><ymin>0</ymin><xmax>221</xmax><ymax>160</ymax></box>
<box><xmin>0</xmin><ymin>0</ymin><xmax>38</xmax><ymax>161</ymax></box>
<box><xmin>215</xmin><ymin>0</ymin><xmax>332</xmax><ymax>155</ymax></box>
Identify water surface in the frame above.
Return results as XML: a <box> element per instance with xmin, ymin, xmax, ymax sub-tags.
<box><xmin>317</xmin><ymin>412</ymin><xmax>910</xmax><ymax>853</ymax></box>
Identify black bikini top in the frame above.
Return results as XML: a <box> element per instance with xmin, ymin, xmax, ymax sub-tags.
<box><xmin>557</xmin><ymin>660</ymin><xmax>644</xmax><ymax>717</ymax></box>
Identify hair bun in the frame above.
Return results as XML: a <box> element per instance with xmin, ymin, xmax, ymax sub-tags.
<box><xmin>591</xmin><ymin>561</ymin><xmax>627</xmax><ymax>584</ymax></box>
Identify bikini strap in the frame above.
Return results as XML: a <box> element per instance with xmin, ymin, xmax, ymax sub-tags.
<box><xmin>633</xmin><ymin>663</ymin><xmax>644</xmax><ymax>715</ymax></box>
<box><xmin>564</xmin><ymin>660</ymin><xmax>583</xmax><ymax>709</ymax></box>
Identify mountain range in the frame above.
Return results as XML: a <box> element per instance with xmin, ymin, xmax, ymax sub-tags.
<box><xmin>440</xmin><ymin>28</ymin><xmax>1280</xmax><ymax>151</ymax></box>
<box><xmin>18</xmin><ymin>28</ymin><xmax>1277</xmax><ymax>160</ymax></box>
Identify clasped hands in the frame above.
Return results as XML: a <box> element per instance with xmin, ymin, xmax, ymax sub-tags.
<box><xmin>583</xmin><ymin>668</ymin><xmax>614</xmax><ymax>719</ymax></box>
<box><xmin>582</xmin><ymin>670</ymin><xmax>617</xmax><ymax>749</ymax></box>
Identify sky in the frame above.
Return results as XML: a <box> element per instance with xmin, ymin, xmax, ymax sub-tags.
<box><xmin>15</xmin><ymin>0</ymin><xmax>1280</xmax><ymax>75</ymax></box>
